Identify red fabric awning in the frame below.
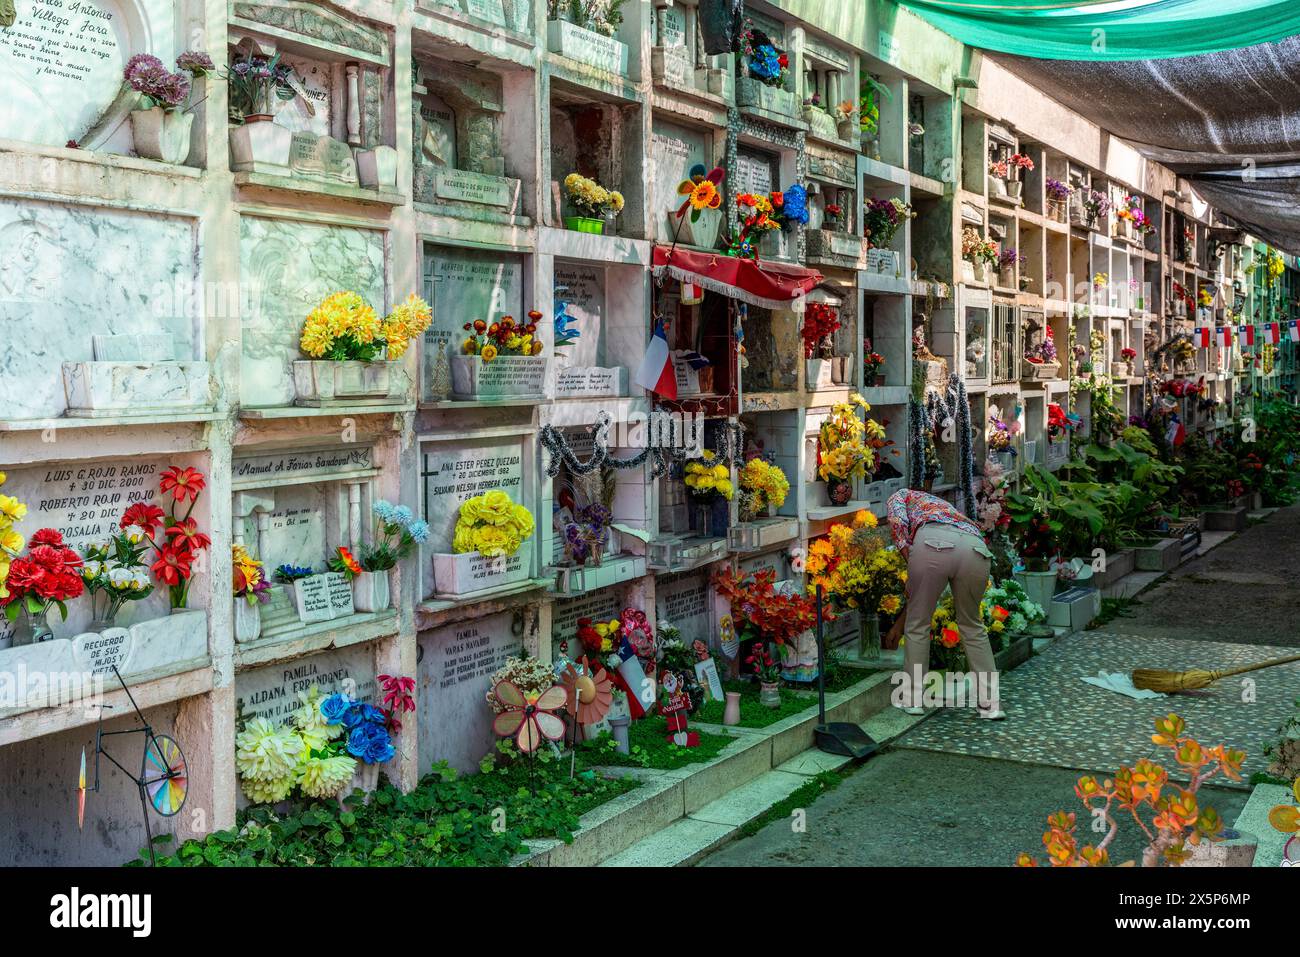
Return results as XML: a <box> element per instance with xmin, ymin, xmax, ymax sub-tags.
<box><xmin>652</xmin><ymin>245</ymin><xmax>823</xmax><ymax>310</ymax></box>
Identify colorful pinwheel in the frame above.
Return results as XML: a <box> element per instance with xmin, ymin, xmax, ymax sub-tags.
<box><xmin>559</xmin><ymin>657</ymin><xmax>613</xmax><ymax>727</ymax></box>
<box><xmin>675</xmin><ymin>164</ymin><xmax>726</xmax><ymax>223</ymax></box>
<box><xmin>490</xmin><ymin>680</ymin><xmax>566</xmax><ymax>753</ymax></box>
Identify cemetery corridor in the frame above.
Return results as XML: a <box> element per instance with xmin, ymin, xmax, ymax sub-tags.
<box><xmin>699</xmin><ymin>508</ymin><xmax>1300</xmax><ymax>867</ymax></box>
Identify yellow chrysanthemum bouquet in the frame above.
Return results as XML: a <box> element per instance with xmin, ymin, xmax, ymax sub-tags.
<box><xmin>0</xmin><ymin>471</ymin><xmax>28</xmax><ymax>602</ymax></box>
<box><xmin>804</xmin><ymin>510</ymin><xmax>906</xmax><ymax>616</ymax></box>
<box><xmin>563</xmin><ymin>172</ymin><xmax>625</xmax><ymax>221</ymax></box>
<box><xmin>299</xmin><ymin>291</ymin><xmax>431</xmax><ymax>362</ymax></box>
<box><xmin>817</xmin><ymin>393</ymin><xmax>885</xmax><ymax>484</ymax></box>
<box><xmin>739</xmin><ymin>457</ymin><xmax>789</xmax><ymax>515</ymax></box>
<box><xmin>451</xmin><ymin>489</ymin><xmax>535</xmax><ymax>558</ymax></box>
<box><xmin>684</xmin><ymin>450</ymin><xmax>734</xmax><ymax>502</ymax></box>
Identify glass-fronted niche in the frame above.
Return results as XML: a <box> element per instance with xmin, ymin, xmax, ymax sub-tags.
<box><xmin>231</xmin><ymin>444</ymin><xmax>387</xmax><ymax>644</ymax></box>
<box><xmin>421</xmin><ymin>245</ymin><xmax>528</xmax><ymax>402</ymax></box>
<box><xmin>962</xmin><ymin>290</ymin><xmax>992</xmax><ymax>386</ymax></box>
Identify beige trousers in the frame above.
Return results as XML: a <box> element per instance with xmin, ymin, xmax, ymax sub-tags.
<box><xmin>901</xmin><ymin>523</ymin><xmax>999</xmax><ymax>709</ymax></box>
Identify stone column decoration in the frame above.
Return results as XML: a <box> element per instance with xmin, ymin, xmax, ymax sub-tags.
<box><xmin>346</xmin><ymin>62</ymin><xmax>362</xmax><ymax>146</ymax></box>
<box><xmin>346</xmin><ymin>480</ymin><xmax>365</xmax><ymax>549</ymax></box>
<box><xmin>255</xmin><ymin>510</ymin><xmax>271</xmax><ymax>563</ymax></box>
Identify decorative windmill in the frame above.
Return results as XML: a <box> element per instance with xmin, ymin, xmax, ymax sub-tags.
<box><xmin>558</xmin><ymin>657</ymin><xmax>613</xmax><ymax>736</ymax></box>
<box><xmin>491</xmin><ymin>680</ymin><xmax>567</xmax><ymax>791</ymax></box>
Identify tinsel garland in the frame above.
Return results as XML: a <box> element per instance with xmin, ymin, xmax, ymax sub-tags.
<box><xmin>539</xmin><ymin>411</ymin><xmax>745</xmax><ymax>479</ymax></box>
<box><xmin>909</xmin><ymin>373</ymin><xmax>977</xmax><ymax>517</ymax></box>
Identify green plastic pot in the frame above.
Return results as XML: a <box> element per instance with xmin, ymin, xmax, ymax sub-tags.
<box><xmin>564</xmin><ymin>216</ymin><xmax>605</xmax><ymax>235</ymax></box>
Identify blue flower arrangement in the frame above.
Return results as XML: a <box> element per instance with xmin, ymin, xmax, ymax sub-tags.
<box><xmin>358</xmin><ymin>500</ymin><xmax>430</xmax><ymax>572</ymax></box>
<box><xmin>321</xmin><ymin>693</ymin><xmax>396</xmax><ymax>765</ymax></box>
<box><xmin>781</xmin><ymin>184</ymin><xmax>809</xmax><ymax>227</ymax></box>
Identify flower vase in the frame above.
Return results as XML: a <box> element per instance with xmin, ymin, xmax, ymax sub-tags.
<box><xmin>1006</xmin><ymin>180</ymin><xmax>1023</xmax><ymax>201</ymax></box>
<box><xmin>692</xmin><ymin>500</ymin><xmax>712</xmax><ymax>538</ymax></box>
<box><xmin>130</xmin><ymin>107</ymin><xmax>194</xmax><ymax>164</ymax></box>
<box><xmin>758</xmin><ymin>681</ymin><xmax>781</xmax><ymax>709</ymax></box>
<box><xmin>12</xmin><ymin>609</ymin><xmax>54</xmax><ymax>646</ymax></box>
<box><xmin>859</xmin><ymin>615</ymin><xmax>881</xmax><ymax>661</ymax></box>
<box><xmin>352</xmin><ymin>570</ymin><xmax>391</xmax><ymax>613</ymax></box>
<box><xmin>233</xmin><ymin>598</ymin><xmax>262</xmax><ymax>644</ymax></box>
<box><xmin>827</xmin><ymin>478</ymin><xmax>852</xmax><ymax>506</ymax></box>
<box><xmin>608</xmin><ymin>714</ymin><xmax>631</xmax><ymax>754</ymax></box>
<box><xmin>88</xmin><ymin>617</ymin><xmax>115</xmax><ymax>633</ymax></box>
<box><xmin>722</xmin><ymin>691</ymin><xmax>742</xmax><ymax>726</ymax></box>
<box><xmin>564</xmin><ymin>216</ymin><xmax>605</xmax><ymax>235</ymax></box>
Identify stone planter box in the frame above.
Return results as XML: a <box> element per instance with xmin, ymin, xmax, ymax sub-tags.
<box><xmin>229</xmin><ymin>118</ymin><xmax>292</xmax><ymax>173</ymax></box>
<box><xmin>551</xmin><ymin>554</ymin><xmax>646</xmax><ymax>595</ymax></box>
<box><xmin>450</xmin><ymin>354</ymin><xmax>548</xmax><ymax>399</ymax></box>
<box><xmin>806</xmin><ymin>357</ymin><xmax>835</xmax><ymax>391</ymax></box>
<box><xmin>1183</xmin><ymin>829</ymin><xmax>1258</xmax><ymax>867</ymax></box>
<box><xmin>1021</xmin><ymin>359</ymin><xmax>1060</xmax><ymax>380</ymax></box>
<box><xmin>1202</xmin><ymin>506</ymin><xmax>1247</xmax><ymax>532</ymax></box>
<box><xmin>651</xmin><ymin>44</ymin><xmax>692</xmax><ymax>87</ymax></box>
<box><xmin>1045</xmin><ymin>438</ymin><xmax>1070</xmax><ymax>469</ymax></box>
<box><xmin>432</xmin><ymin>550</ymin><xmax>529</xmax><ymax>598</ymax></box>
<box><xmin>727</xmin><ymin>516</ymin><xmax>799</xmax><ymax>552</ymax></box>
<box><xmin>355</xmin><ymin>145</ymin><xmax>398</xmax><ymax>189</ymax></box>
<box><xmin>1110</xmin><ymin>361</ymin><xmax>1130</xmax><ymax>379</ymax></box>
<box><xmin>883</xmin><ymin>478</ymin><xmax>906</xmax><ymax>498</ymax></box>
<box><xmin>805</xmin><ymin>229</ymin><xmax>867</xmax><ymax>265</ymax></box>
<box><xmin>292</xmin><ymin>359</ymin><xmax>403</xmax><ymax>407</ymax></box>
<box><xmin>63</xmin><ymin>361</ymin><xmax>211</xmax><ymax>416</ymax></box>
<box><xmin>1090</xmin><ymin>548</ymin><xmax>1135</xmax><ymax>588</ymax></box>
<box><xmin>546</xmin><ymin>19</ymin><xmax>629</xmax><ymax>74</ymax></box>
<box><xmin>352</xmin><ymin>570</ymin><xmax>391</xmax><ymax>613</ymax></box>
<box><xmin>1048</xmin><ymin>585</ymin><xmax>1101</xmax><ymax>631</ymax></box>
<box><xmin>664</xmin><ymin>207</ymin><xmax>720</xmax><ymax>248</ymax></box>
<box><xmin>994</xmin><ymin>633</ymin><xmax>1034</xmax><ymax>672</ymax></box>
<box><xmin>1135</xmin><ymin>537</ymin><xmax>1181</xmax><ymax>572</ymax></box>
<box><xmin>801</xmin><ymin>106</ymin><xmax>840</xmax><ymax>141</ymax></box>
<box><xmin>646</xmin><ymin>535</ymin><xmax>727</xmax><ymax>571</ymax></box>
<box><xmin>735</xmin><ymin>75</ymin><xmax>797</xmax><ymax>119</ymax></box>
<box><xmin>864</xmin><ymin>481</ymin><xmax>886</xmax><ymax>506</ymax></box>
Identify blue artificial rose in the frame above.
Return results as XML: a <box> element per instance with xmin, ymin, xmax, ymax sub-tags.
<box><xmin>320</xmin><ymin>692</ymin><xmax>351</xmax><ymax>725</ymax></box>
<box><xmin>364</xmin><ymin>727</ymin><xmax>395</xmax><ymax>765</ymax></box>
<box><xmin>342</xmin><ymin>703</ymin><xmax>368</xmax><ymax>729</ymax></box>
<box><xmin>360</xmin><ymin>703</ymin><xmax>386</xmax><ymax>726</ymax></box>
<box><xmin>346</xmin><ymin>724</ymin><xmax>375</xmax><ymax>759</ymax></box>
<box><xmin>782</xmin><ymin>184</ymin><xmax>809</xmax><ymax>226</ymax></box>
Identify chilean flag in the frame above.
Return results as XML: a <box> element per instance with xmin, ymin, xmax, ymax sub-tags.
<box><xmin>1215</xmin><ymin>326</ymin><xmax>1232</xmax><ymax>349</ymax></box>
<box><xmin>1264</xmin><ymin>322</ymin><xmax>1281</xmax><ymax>345</ymax></box>
<box><xmin>1193</xmin><ymin>326</ymin><xmax>1211</xmax><ymax>348</ymax></box>
<box><xmin>680</xmin><ymin>280</ymin><xmax>703</xmax><ymax>305</ymax></box>
<box><xmin>635</xmin><ymin>317</ymin><xmax>677</xmax><ymax>399</ymax></box>
<box><xmin>1165</xmin><ymin>414</ymin><xmax>1186</xmax><ymax>448</ymax></box>
<box><xmin>1291</xmin><ymin>320</ymin><xmax>1300</xmax><ymax>343</ymax></box>
<box><xmin>610</xmin><ymin>636</ymin><xmax>655</xmax><ymax>719</ymax></box>
<box><xmin>1238</xmin><ymin>324</ymin><xmax>1256</xmax><ymax>347</ymax></box>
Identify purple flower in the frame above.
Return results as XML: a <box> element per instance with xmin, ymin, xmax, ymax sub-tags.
<box><xmin>123</xmin><ymin>53</ymin><xmax>165</xmax><ymax>85</ymax></box>
<box><xmin>176</xmin><ymin>50</ymin><xmax>214</xmax><ymax>77</ymax></box>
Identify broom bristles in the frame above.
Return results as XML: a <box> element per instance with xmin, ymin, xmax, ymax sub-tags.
<box><xmin>1131</xmin><ymin>668</ymin><xmax>1218</xmax><ymax>692</ymax></box>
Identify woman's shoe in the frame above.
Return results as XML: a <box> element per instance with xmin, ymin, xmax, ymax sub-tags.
<box><xmin>977</xmin><ymin>707</ymin><xmax>1006</xmax><ymax>720</ymax></box>
<box><xmin>898</xmin><ymin>705</ymin><xmax>926</xmax><ymax>716</ymax></box>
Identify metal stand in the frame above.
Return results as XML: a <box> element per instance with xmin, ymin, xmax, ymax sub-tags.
<box><xmin>813</xmin><ymin>585</ymin><xmax>879</xmax><ymax>760</ymax></box>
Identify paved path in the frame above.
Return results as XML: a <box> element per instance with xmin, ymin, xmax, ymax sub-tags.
<box><xmin>700</xmin><ymin>509</ymin><xmax>1299</xmax><ymax>866</ymax></box>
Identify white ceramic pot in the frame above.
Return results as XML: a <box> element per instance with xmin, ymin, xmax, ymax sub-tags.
<box><xmin>1007</xmin><ymin>180</ymin><xmax>1024</xmax><ymax>201</ymax></box>
<box><xmin>229</xmin><ymin>117</ymin><xmax>292</xmax><ymax>172</ymax></box>
<box><xmin>233</xmin><ymin>598</ymin><xmax>262</xmax><ymax>644</ymax></box>
<box><xmin>352</xmin><ymin>570</ymin><xmax>391</xmax><ymax>613</ymax></box>
<box><xmin>130</xmin><ymin>108</ymin><xmax>194</xmax><ymax>164</ymax></box>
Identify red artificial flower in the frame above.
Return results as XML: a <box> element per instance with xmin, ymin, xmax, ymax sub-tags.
<box><xmin>159</xmin><ymin>466</ymin><xmax>206</xmax><ymax>503</ymax></box>
<box><xmin>940</xmin><ymin>627</ymin><xmax>962</xmax><ymax>649</ymax></box>
<box><xmin>121</xmin><ymin>502</ymin><xmax>167</xmax><ymax>537</ymax></box>
<box><xmin>777</xmin><ymin>53</ymin><xmax>788</xmax><ymax>68</ymax></box>
<box><xmin>378</xmin><ymin>674</ymin><xmax>416</xmax><ymax>714</ymax></box>
<box><xmin>336</xmin><ymin>546</ymin><xmax>361</xmax><ymax>576</ymax></box>
<box><xmin>28</xmin><ymin>528</ymin><xmax>65</xmax><ymax>548</ymax></box>
<box><xmin>166</xmin><ymin>517</ymin><xmax>211</xmax><ymax>553</ymax></box>
<box><xmin>151</xmin><ymin>545</ymin><xmax>193</xmax><ymax>587</ymax></box>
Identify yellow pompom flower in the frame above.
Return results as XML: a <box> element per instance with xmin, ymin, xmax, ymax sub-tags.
<box><xmin>481</xmin><ymin>344</ymin><xmax>499</xmax><ymax>362</ymax></box>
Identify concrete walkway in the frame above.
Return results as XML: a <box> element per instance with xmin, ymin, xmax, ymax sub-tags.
<box><xmin>699</xmin><ymin>508</ymin><xmax>1299</xmax><ymax>867</ymax></box>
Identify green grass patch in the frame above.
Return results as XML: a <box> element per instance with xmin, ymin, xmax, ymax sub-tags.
<box><xmin>135</xmin><ymin>755</ymin><xmax>638</xmax><ymax>867</ymax></box>
<box><xmin>694</xmin><ymin>680</ymin><xmax>815</xmax><ymax>728</ymax></box>
<box><xmin>1248</xmin><ymin>770</ymin><xmax>1295</xmax><ymax>788</ymax></box>
<box><xmin>738</xmin><ymin>769</ymin><xmax>846</xmax><ymax>838</ymax></box>
<box><xmin>576</xmin><ymin>717</ymin><xmax>735</xmax><ymax>770</ymax></box>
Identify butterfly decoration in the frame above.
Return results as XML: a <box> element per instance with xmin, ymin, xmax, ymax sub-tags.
<box><xmin>491</xmin><ymin>680</ymin><xmax>567</xmax><ymax>754</ymax></box>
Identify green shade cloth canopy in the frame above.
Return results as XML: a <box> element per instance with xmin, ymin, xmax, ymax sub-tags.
<box><xmin>899</xmin><ymin>0</ymin><xmax>1300</xmax><ymax>60</ymax></box>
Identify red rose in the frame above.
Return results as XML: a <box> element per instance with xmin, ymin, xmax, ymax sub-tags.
<box><xmin>777</xmin><ymin>53</ymin><xmax>788</xmax><ymax>67</ymax></box>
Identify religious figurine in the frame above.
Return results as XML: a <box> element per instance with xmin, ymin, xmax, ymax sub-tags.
<box><xmin>659</xmin><ymin>670</ymin><xmax>698</xmax><ymax>747</ymax></box>
<box><xmin>0</xmin><ymin>0</ymin><xmax>16</xmax><ymax>28</ymax></box>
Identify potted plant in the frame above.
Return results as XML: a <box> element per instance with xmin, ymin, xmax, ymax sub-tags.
<box><xmin>817</xmin><ymin>393</ymin><xmax>883</xmax><ymax>505</ymax></box>
<box><xmin>562</xmin><ymin>503</ymin><xmax>614</xmax><ymax>568</ymax></box>
<box><xmin>231</xmin><ymin>544</ymin><xmax>270</xmax><ymax>643</ymax></box>
<box><xmin>563</xmin><ymin>173</ymin><xmax>624</xmax><ymax>234</ymax></box>
<box><xmin>748</xmin><ymin>643</ymin><xmax>783</xmax><ymax>707</ymax></box>
<box><xmin>1113</xmin><ymin>347</ymin><xmax>1137</xmax><ymax>379</ymax></box>
<box><xmin>738</xmin><ymin>457</ymin><xmax>789</xmax><ymax>521</ymax></box>
<box><xmin>1005</xmin><ymin>153</ymin><xmax>1034</xmax><ymax>201</ymax></box>
<box><xmin>961</xmin><ymin>227</ymin><xmax>996</xmax><ymax>284</ymax></box>
<box><xmin>1022</xmin><ymin>327</ymin><xmax>1060</xmax><ymax>379</ymax></box>
<box><xmin>998</xmin><ymin>247</ymin><xmax>1024</xmax><ymax>289</ymax></box>
<box><xmin>1045</xmin><ymin>178</ymin><xmax>1072</xmax><ymax>222</ymax></box>
<box><xmin>353</xmin><ymin>501</ymin><xmax>429</xmax><ymax>612</ymax></box>
<box><xmin>433</xmin><ymin>490</ymin><xmax>535</xmax><ymax>596</ymax></box>
<box><xmin>294</xmin><ymin>292</ymin><xmax>430</xmax><ymax>406</ymax></box>
<box><xmin>224</xmin><ymin>51</ymin><xmax>298</xmax><ymax>171</ymax></box>
<box><xmin>684</xmin><ymin>451</ymin><xmax>734</xmax><ymax>537</ymax></box>
<box><xmin>272</xmin><ymin>564</ymin><xmax>315</xmax><ymax>607</ymax></box>
<box><xmin>988</xmin><ymin>157</ymin><xmax>1009</xmax><ymax>198</ymax></box>
<box><xmin>1007</xmin><ymin>493</ymin><xmax>1060</xmax><ymax>610</ymax></box>
<box><xmin>1</xmin><ymin>528</ymin><xmax>84</xmax><ymax>645</ymax></box>
<box><xmin>453</xmin><ymin>312</ymin><xmax>548</xmax><ymax>399</ymax></box>
<box><xmin>733</xmin><ymin>189</ymin><xmax>787</xmax><ymax>259</ymax></box>
<box><xmin>736</xmin><ymin>20</ymin><xmax>794</xmax><ymax>116</ymax></box>
<box><xmin>1080</xmin><ymin>188</ymin><xmax>1111</xmax><ymax>230</ymax></box>
<box><xmin>833</xmin><ymin>99</ymin><xmax>858</xmax><ymax>141</ymax></box>
<box><xmin>125</xmin><ymin>51</ymin><xmax>212</xmax><ymax>164</ymax></box>
<box><xmin>802</xmin><ymin>300</ymin><xmax>840</xmax><ymax>387</ymax></box>
<box><xmin>863</xmin><ymin>197</ymin><xmax>914</xmax><ymax>273</ymax></box>
<box><xmin>804</xmin><ymin>509</ymin><xmax>906</xmax><ymax>660</ymax></box>
<box><xmin>863</xmin><ymin>349</ymin><xmax>886</xmax><ymax>387</ymax></box>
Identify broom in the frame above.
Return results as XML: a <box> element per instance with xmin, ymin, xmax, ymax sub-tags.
<box><xmin>1132</xmin><ymin>652</ymin><xmax>1300</xmax><ymax>693</ymax></box>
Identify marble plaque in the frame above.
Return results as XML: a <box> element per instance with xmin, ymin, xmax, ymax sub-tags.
<box><xmin>695</xmin><ymin>658</ymin><xmax>723</xmax><ymax>701</ymax></box>
<box><xmin>659</xmin><ymin>5</ymin><xmax>685</xmax><ymax>46</ymax></box>
<box><xmin>237</xmin><ymin>645</ymin><xmax>377</xmax><ymax>727</ymax></box>
<box><xmin>0</xmin><ymin>0</ymin><xmax>148</xmax><ymax>148</ymax></box>
<box><xmin>232</xmin><ymin>445</ymin><xmax>374</xmax><ymax>489</ymax></box>
<box><xmin>293</xmin><ymin>572</ymin><xmax>336</xmax><ymax>623</ymax></box>
<box><xmin>275</xmin><ymin>56</ymin><xmax>332</xmax><ymax>138</ymax></box>
<box><xmin>463</xmin><ymin>0</ymin><xmax>506</xmax><ymax>26</ymax></box>
<box><xmin>650</xmin><ymin>120</ymin><xmax>709</xmax><ymax>235</ymax></box>
<box><xmin>417</xmin><ymin>611</ymin><xmax>522</xmax><ymax>772</ymax></box>
<box><xmin>255</xmin><ymin>499</ymin><xmax>328</xmax><ymax>575</ymax></box>
<box><xmin>832</xmin><ymin>233</ymin><xmax>865</xmax><ymax>259</ymax></box>
<box><xmin>554</xmin><ymin>263</ymin><xmax>604</xmax><ymax>367</ymax></box>
<box><xmin>0</xmin><ymin>198</ymin><xmax>199</xmax><ymax>419</ymax></box>
<box><xmin>654</xmin><ymin>569</ymin><xmax>716</xmax><ymax>645</ymax></box>
<box><xmin>554</xmin><ymin>366</ymin><xmax>627</xmax><ymax>398</ymax></box>
<box><xmin>289</xmin><ymin>131</ymin><xmax>360</xmax><ymax>185</ymax></box>
<box><xmin>421</xmin><ymin>437</ymin><xmax>525</xmax><ymax>552</ymax></box>
<box><xmin>423</xmin><ymin>247</ymin><xmax>523</xmax><ymax>397</ymax></box>
<box><xmin>434</xmin><ymin>168</ymin><xmax>515</xmax><ymax>207</ymax></box>
<box><xmin>419</xmin><ymin>92</ymin><xmax>456</xmax><ymax>167</ymax></box>
<box><xmin>734</xmin><ymin>147</ymin><xmax>776</xmax><ymax>196</ymax></box>
<box><xmin>71</xmin><ymin>627</ymin><xmax>134</xmax><ymax>676</ymax></box>
<box><xmin>550</xmin><ymin>586</ymin><xmax>623</xmax><ymax>659</ymax></box>
<box><xmin>240</xmin><ymin>216</ymin><xmax>385</xmax><ymax>408</ymax></box>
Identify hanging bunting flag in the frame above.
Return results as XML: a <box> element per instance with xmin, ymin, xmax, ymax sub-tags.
<box><xmin>1215</xmin><ymin>326</ymin><xmax>1232</xmax><ymax>349</ymax></box>
<box><xmin>680</xmin><ymin>280</ymin><xmax>703</xmax><ymax>305</ymax></box>
<box><xmin>1192</xmin><ymin>326</ymin><xmax>1211</xmax><ymax>348</ymax></box>
<box><xmin>1237</xmin><ymin>323</ymin><xmax>1256</xmax><ymax>347</ymax></box>
<box><xmin>1290</xmin><ymin>320</ymin><xmax>1300</xmax><ymax>343</ymax></box>
<box><xmin>1263</xmin><ymin>322</ymin><xmax>1281</xmax><ymax>345</ymax></box>
<box><xmin>634</xmin><ymin>316</ymin><xmax>678</xmax><ymax>400</ymax></box>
